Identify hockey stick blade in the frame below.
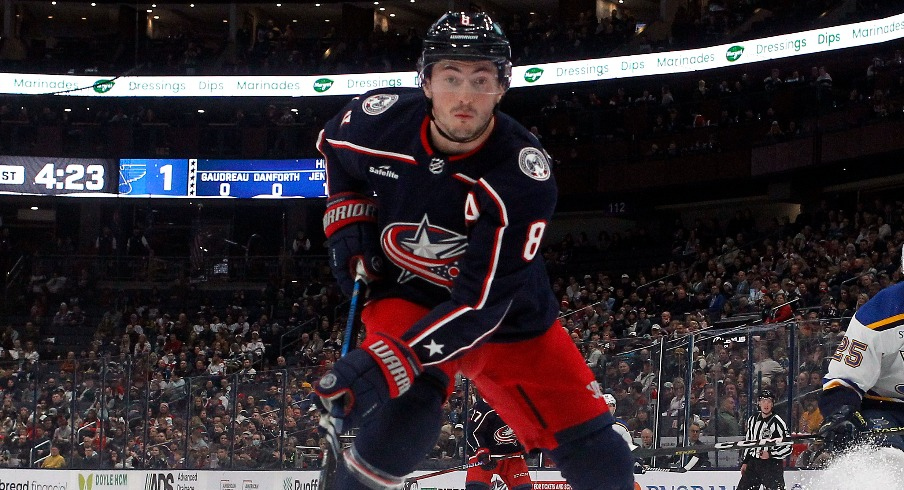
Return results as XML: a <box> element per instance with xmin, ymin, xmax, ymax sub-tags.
<box><xmin>632</xmin><ymin>426</ymin><xmax>904</xmax><ymax>459</ymax></box>
<box><xmin>684</xmin><ymin>455</ymin><xmax>700</xmax><ymax>471</ymax></box>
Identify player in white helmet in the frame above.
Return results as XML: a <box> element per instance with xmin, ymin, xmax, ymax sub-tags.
<box><xmin>604</xmin><ymin>393</ymin><xmax>637</xmax><ymax>451</ymax></box>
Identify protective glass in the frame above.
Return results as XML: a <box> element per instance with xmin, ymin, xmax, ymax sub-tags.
<box><xmin>423</xmin><ymin>60</ymin><xmax>506</xmax><ymax>95</ymax></box>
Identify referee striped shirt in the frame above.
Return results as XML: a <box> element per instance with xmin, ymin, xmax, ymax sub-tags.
<box><xmin>742</xmin><ymin>412</ymin><xmax>791</xmax><ymax>461</ymax></box>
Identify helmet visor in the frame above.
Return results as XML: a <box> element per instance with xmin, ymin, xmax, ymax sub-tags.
<box><xmin>422</xmin><ymin>60</ymin><xmax>507</xmax><ymax>95</ymax></box>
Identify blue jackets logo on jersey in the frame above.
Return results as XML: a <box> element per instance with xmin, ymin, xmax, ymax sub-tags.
<box><xmin>362</xmin><ymin>94</ymin><xmax>400</xmax><ymax>115</ymax></box>
<box><xmin>381</xmin><ymin>215</ymin><xmax>468</xmax><ymax>290</ymax></box>
<box><xmin>518</xmin><ymin>147</ymin><xmax>551</xmax><ymax>181</ymax></box>
<box><xmin>493</xmin><ymin>425</ymin><xmax>518</xmax><ymax>446</ymax></box>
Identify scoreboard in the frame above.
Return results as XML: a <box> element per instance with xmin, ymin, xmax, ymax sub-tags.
<box><xmin>119</xmin><ymin>158</ymin><xmax>327</xmax><ymax>198</ymax></box>
<box><xmin>0</xmin><ymin>156</ymin><xmax>116</xmax><ymax>196</ymax></box>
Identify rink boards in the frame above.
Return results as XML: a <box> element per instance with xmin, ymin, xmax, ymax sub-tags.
<box><xmin>0</xmin><ymin>468</ymin><xmax>820</xmax><ymax>490</ymax></box>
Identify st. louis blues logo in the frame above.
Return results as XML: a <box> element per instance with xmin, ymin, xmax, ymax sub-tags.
<box><xmin>382</xmin><ymin>215</ymin><xmax>467</xmax><ymax>289</ymax></box>
<box><xmin>493</xmin><ymin>425</ymin><xmax>518</xmax><ymax>446</ymax></box>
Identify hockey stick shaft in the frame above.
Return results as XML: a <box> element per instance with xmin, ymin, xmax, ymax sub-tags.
<box><xmin>318</xmin><ymin>274</ymin><xmax>366</xmax><ymax>490</ymax></box>
<box><xmin>404</xmin><ymin>454</ymin><xmax>522</xmax><ymax>484</ymax></box>
<box><xmin>632</xmin><ymin>426</ymin><xmax>904</xmax><ymax>459</ymax></box>
<box><xmin>643</xmin><ymin>455</ymin><xmax>699</xmax><ymax>473</ymax></box>
<box><xmin>340</xmin><ymin>275</ymin><xmax>366</xmax><ymax>357</ymax></box>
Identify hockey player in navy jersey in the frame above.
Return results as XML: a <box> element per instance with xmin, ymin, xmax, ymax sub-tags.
<box><xmin>314</xmin><ymin>10</ymin><xmax>634</xmax><ymax>490</ymax></box>
<box><xmin>818</xmin><ymin>246</ymin><xmax>904</xmax><ymax>452</ymax></box>
<box><xmin>467</xmin><ymin>395</ymin><xmax>532</xmax><ymax>490</ymax></box>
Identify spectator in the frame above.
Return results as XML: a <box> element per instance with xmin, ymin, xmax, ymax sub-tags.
<box><xmin>40</xmin><ymin>445</ymin><xmax>66</xmax><ymax>469</ymax></box>
<box><xmin>752</xmin><ymin>347</ymin><xmax>785</xmax><ymax>389</ymax></box>
<box><xmin>714</xmin><ymin>396</ymin><xmax>741</xmax><ymax>436</ymax></box>
<box><xmin>637</xmin><ymin>429</ymin><xmax>655</xmax><ymax>467</ymax></box>
<box><xmin>798</xmin><ymin>394</ymin><xmax>823</xmax><ymax>433</ymax></box>
<box><xmin>78</xmin><ymin>445</ymin><xmax>101</xmax><ymax>469</ymax></box>
<box><xmin>672</xmin><ymin>422</ymin><xmax>711</xmax><ymax>469</ymax></box>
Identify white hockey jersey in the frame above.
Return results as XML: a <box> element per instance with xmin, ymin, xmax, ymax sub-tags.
<box><xmin>822</xmin><ymin>281</ymin><xmax>904</xmax><ymax>411</ymax></box>
<box><xmin>612</xmin><ymin>418</ymin><xmax>637</xmax><ymax>451</ymax></box>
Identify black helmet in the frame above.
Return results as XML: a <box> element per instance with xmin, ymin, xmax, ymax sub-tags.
<box><xmin>419</xmin><ymin>11</ymin><xmax>512</xmax><ymax>87</ymax></box>
<box><xmin>759</xmin><ymin>389</ymin><xmax>775</xmax><ymax>400</ymax></box>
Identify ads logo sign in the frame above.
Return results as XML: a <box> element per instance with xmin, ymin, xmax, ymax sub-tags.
<box><xmin>92</xmin><ymin>79</ymin><xmax>115</xmax><ymax>94</ymax></box>
<box><xmin>523</xmin><ymin>67</ymin><xmax>544</xmax><ymax>83</ymax></box>
<box><xmin>313</xmin><ymin>78</ymin><xmax>334</xmax><ymax>93</ymax></box>
<box><xmin>145</xmin><ymin>473</ymin><xmax>197</xmax><ymax>490</ymax></box>
<box><xmin>725</xmin><ymin>45</ymin><xmax>745</xmax><ymax>62</ymax></box>
<box><xmin>145</xmin><ymin>474</ymin><xmax>174</xmax><ymax>490</ymax></box>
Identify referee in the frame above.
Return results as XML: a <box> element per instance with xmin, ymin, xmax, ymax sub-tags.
<box><xmin>737</xmin><ymin>390</ymin><xmax>790</xmax><ymax>490</ymax></box>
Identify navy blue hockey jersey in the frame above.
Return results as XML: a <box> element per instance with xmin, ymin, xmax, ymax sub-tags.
<box><xmin>317</xmin><ymin>88</ymin><xmax>560</xmax><ymax>366</ymax></box>
<box><xmin>468</xmin><ymin>398</ymin><xmax>525</xmax><ymax>456</ymax></box>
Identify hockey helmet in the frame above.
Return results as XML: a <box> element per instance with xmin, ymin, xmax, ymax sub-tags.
<box><xmin>603</xmin><ymin>393</ymin><xmax>617</xmax><ymax>412</ymax></box>
<box><xmin>418</xmin><ymin>11</ymin><xmax>512</xmax><ymax>89</ymax></box>
<box><xmin>758</xmin><ymin>389</ymin><xmax>775</xmax><ymax>401</ymax></box>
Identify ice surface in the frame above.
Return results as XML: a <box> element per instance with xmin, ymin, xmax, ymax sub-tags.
<box><xmin>799</xmin><ymin>445</ymin><xmax>904</xmax><ymax>490</ymax></box>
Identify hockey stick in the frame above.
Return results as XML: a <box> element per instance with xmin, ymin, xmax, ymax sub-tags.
<box><xmin>318</xmin><ymin>273</ymin><xmax>367</xmax><ymax>490</ymax></box>
<box><xmin>643</xmin><ymin>455</ymin><xmax>699</xmax><ymax>473</ymax></box>
<box><xmin>402</xmin><ymin>455</ymin><xmax>523</xmax><ymax>489</ymax></box>
<box><xmin>341</xmin><ymin>272</ymin><xmax>367</xmax><ymax>356</ymax></box>
<box><xmin>632</xmin><ymin>426</ymin><xmax>904</xmax><ymax>459</ymax></box>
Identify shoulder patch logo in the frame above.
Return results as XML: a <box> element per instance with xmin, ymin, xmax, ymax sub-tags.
<box><xmin>362</xmin><ymin>94</ymin><xmax>399</xmax><ymax>115</ymax></box>
<box><xmin>518</xmin><ymin>147</ymin><xmax>551</xmax><ymax>181</ymax></box>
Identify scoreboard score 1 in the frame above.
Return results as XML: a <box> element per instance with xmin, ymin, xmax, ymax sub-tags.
<box><xmin>119</xmin><ymin>158</ymin><xmax>327</xmax><ymax>198</ymax></box>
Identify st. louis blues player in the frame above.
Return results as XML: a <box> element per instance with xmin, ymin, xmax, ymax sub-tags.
<box><xmin>819</xmin><ymin>246</ymin><xmax>904</xmax><ymax>451</ymax></box>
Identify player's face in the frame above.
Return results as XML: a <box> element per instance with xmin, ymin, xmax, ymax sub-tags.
<box><xmin>424</xmin><ymin>60</ymin><xmax>504</xmax><ymax>149</ymax></box>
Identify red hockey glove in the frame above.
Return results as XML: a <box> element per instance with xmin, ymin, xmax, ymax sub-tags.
<box><xmin>323</xmin><ymin>192</ymin><xmax>383</xmax><ymax>296</ymax></box>
<box><xmin>474</xmin><ymin>448</ymin><xmax>497</xmax><ymax>470</ymax></box>
<box><xmin>314</xmin><ymin>332</ymin><xmax>421</xmax><ymax>432</ymax></box>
